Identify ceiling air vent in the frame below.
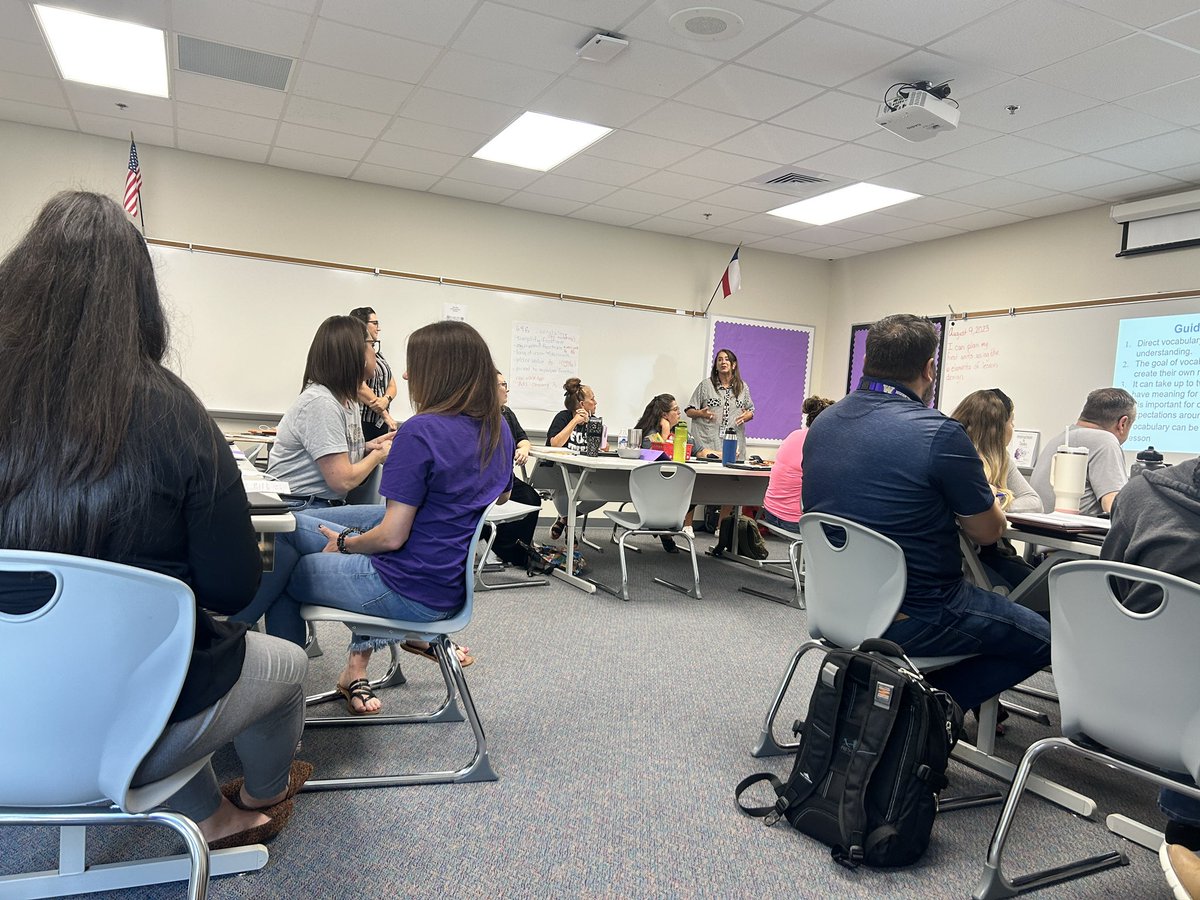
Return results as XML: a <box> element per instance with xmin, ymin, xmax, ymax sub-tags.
<box><xmin>177</xmin><ymin>35</ymin><xmax>293</xmax><ymax>91</ymax></box>
<box><xmin>748</xmin><ymin>166</ymin><xmax>845</xmax><ymax>198</ymax></box>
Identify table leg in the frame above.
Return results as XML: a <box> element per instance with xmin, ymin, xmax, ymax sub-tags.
<box><xmin>551</xmin><ymin>464</ymin><xmax>596</xmax><ymax>594</ymax></box>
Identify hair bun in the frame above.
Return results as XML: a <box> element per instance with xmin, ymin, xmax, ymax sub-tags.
<box><xmin>563</xmin><ymin>377</ymin><xmax>582</xmax><ymax>393</ymax></box>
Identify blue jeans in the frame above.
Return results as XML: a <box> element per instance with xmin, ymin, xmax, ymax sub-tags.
<box><xmin>231</xmin><ymin>505</ymin><xmax>447</xmax><ymax>652</ymax></box>
<box><xmin>760</xmin><ymin>509</ymin><xmax>800</xmax><ymax>535</ymax></box>
<box><xmin>1163</xmin><ymin>789</ymin><xmax>1200</xmax><ymax>826</ymax></box>
<box><xmin>882</xmin><ymin>580</ymin><xmax>1052</xmax><ymax>711</ymax></box>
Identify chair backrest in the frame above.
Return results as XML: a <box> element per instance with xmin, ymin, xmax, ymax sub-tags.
<box><xmin>798</xmin><ymin>512</ymin><xmax>907</xmax><ymax>648</ymax></box>
<box><xmin>0</xmin><ymin>551</ymin><xmax>195</xmax><ymax>809</ymax></box>
<box><xmin>628</xmin><ymin>462</ymin><xmax>696</xmax><ymax>531</ymax></box>
<box><xmin>1049</xmin><ymin>559</ymin><xmax>1200</xmax><ymax>782</ymax></box>
<box><xmin>437</xmin><ymin>503</ymin><xmax>494</xmax><ymax>634</ymax></box>
<box><xmin>345</xmin><ymin>464</ymin><xmax>384</xmax><ymax>505</ymax></box>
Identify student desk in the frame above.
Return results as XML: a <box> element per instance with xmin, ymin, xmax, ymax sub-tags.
<box><xmin>528</xmin><ymin>449</ymin><xmax>770</xmax><ymax>593</ymax></box>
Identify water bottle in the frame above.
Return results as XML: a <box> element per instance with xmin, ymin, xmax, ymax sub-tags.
<box><xmin>1130</xmin><ymin>445</ymin><xmax>1169</xmax><ymax>478</ymax></box>
<box><xmin>584</xmin><ymin>416</ymin><xmax>604</xmax><ymax>456</ymax></box>
<box><xmin>617</xmin><ymin>434</ymin><xmax>628</xmax><ymax>451</ymax></box>
<box><xmin>672</xmin><ymin>419</ymin><xmax>688</xmax><ymax>462</ymax></box>
<box><xmin>722</xmin><ymin>427</ymin><xmax>738</xmax><ymax>465</ymax></box>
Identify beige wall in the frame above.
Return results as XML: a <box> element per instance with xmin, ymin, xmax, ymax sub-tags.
<box><xmin>823</xmin><ymin>204</ymin><xmax>1200</xmax><ymax>398</ymax></box>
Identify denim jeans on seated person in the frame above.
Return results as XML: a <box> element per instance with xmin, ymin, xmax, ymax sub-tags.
<box><xmin>881</xmin><ymin>580</ymin><xmax>1052</xmax><ymax>712</ymax></box>
<box><xmin>230</xmin><ymin>505</ymin><xmax>447</xmax><ymax>652</ymax></box>
<box><xmin>1163</xmin><ymin>789</ymin><xmax>1200</xmax><ymax>829</ymax></box>
<box><xmin>760</xmin><ymin>509</ymin><xmax>800</xmax><ymax>535</ymax></box>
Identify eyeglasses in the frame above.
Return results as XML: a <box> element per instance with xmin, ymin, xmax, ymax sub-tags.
<box><xmin>367</xmin><ymin>340</ymin><xmax>380</xmax><ymax>351</ymax></box>
<box><xmin>368</xmin><ymin>319</ymin><xmax>380</xmax><ymax>326</ymax></box>
<box><xmin>498</xmin><ymin>381</ymin><xmax>508</xmax><ymax>389</ymax></box>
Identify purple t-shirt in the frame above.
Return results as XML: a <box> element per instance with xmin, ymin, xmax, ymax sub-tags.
<box><xmin>372</xmin><ymin>413</ymin><xmax>514</xmax><ymax>611</ymax></box>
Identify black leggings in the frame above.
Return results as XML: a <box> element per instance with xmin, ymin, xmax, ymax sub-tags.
<box><xmin>491</xmin><ymin>478</ymin><xmax>542</xmax><ymax>566</ymax></box>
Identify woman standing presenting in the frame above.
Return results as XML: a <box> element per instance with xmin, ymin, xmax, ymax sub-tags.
<box><xmin>349</xmin><ymin>306</ymin><xmax>397</xmax><ymax>440</ymax></box>
<box><xmin>685</xmin><ymin>348</ymin><xmax>755</xmax><ymax>462</ymax></box>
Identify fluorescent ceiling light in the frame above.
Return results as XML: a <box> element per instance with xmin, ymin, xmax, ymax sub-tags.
<box><xmin>473</xmin><ymin>112</ymin><xmax>612</xmax><ymax>171</ymax></box>
<box><xmin>35</xmin><ymin>4</ymin><xmax>168</xmax><ymax>97</ymax></box>
<box><xmin>768</xmin><ymin>182</ymin><xmax>921</xmax><ymax>225</ymax></box>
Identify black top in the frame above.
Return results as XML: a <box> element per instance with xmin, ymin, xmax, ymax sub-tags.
<box><xmin>547</xmin><ymin>409</ymin><xmax>587</xmax><ymax>452</ymax></box>
<box><xmin>501</xmin><ymin>405</ymin><xmax>528</xmax><ymax>446</ymax></box>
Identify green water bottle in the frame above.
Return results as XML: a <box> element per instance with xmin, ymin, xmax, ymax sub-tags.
<box><xmin>672</xmin><ymin>419</ymin><xmax>688</xmax><ymax>462</ymax></box>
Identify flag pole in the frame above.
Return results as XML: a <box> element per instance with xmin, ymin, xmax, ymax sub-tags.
<box><xmin>702</xmin><ymin>244</ymin><xmax>741</xmax><ymax>317</ymax></box>
<box><xmin>131</xmin><ymin>131</ymin><xmax>145</xmax><ymax>233</ymax></box>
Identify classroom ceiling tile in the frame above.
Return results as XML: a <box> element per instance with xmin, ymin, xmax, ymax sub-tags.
<box><xmin>632</xmin><ymin>170</ymin><xmax>728</xmax><ymax>201</ymax></box>
<box><xmin>856</xmin><ymin>122</ymin><xmax>1002</xmax><ymax>161</ymax></box>
<box><xmin>802</xmin><ymin>224</ymin><xmax>878</xmax><ymax>246</ymax></box>
<box><xmin>1001</xmin><ymin>194</ymin><xmax>1099</xmax><ymax>217</ymax></box>
<box><xmin>0</xmin><ymin>0</ymin><xmax>44</xmax><ymax>42</ymax></box>
<box><xmin>799</xmin><ymin>245</ymin><xmax>867</xmax><ymax>259</ymax></box>
<box><xmin>794</xmin><ymin>142</ymin><xmax>918</xmax><ymax>180</ymax></box>
<box><xmin>1151</xmin><ymin>10</ymin><xmax>1200</xmax><ymax>50</ymax></box>
<box><xmin>884</xmin><ymin>222</ymin><xmax>967</xmax><ymax>242</ymax></box>
<box><xmin>740</xmin><ymin>19</ymin><xmax>911</xmax><ymax>88</ymax></box>
<box><xmin>634</xmin><ymin>216</ymin><xmax>711</xmax><ymax>237</ymax></box>
<box><xmin>1095</xmin><ymin>129</ymin><xmax>1200</xmax><ymax>172</ymax></box>
<box><xmin>174</xmin><ymin>0</ymin><xmax>310</xmax><ymax>57</ymax></box>
<box><xmin>942</xmin><ymin>208</ymin><xmax>1029</xmax><ymax>230</ymax></box>
<box><xmin>0</xmin><ymin>97</ymin><xmax>75</xmax><ymax>129</ymax></box>
<box><xmin>935</xmin><ymin>134</ymin><xmax>1073</xmax><ymax>177</ymax></box>
<box><xmin>317</xmin><ymin>0</ymin><xmax>475</xmax><ymax>46</ymax></box>
<box><xmin>671</xmin><ymin>148</ymin><xmax>776</xmax><ymax>184</ymax></box>
<box><xmin>550</xmin><ymin>153</ymin><xmax>658</xmax><ymax>187</ymax></box>
<box><xmin>0</xmin><ymin>35</ymin><xmax>57</xmax><ymax>78</ymax></box>
<box><xmin>929</xmin><ymin>0</ymin><xmax>1132</xmax><ymax>77</ymax></box>
<box><xmin>746</xmin><ymin>235</ymin><xmax>827</xmax><ymax>255</ymax></box>
<box><xmin>494</xmin><ymin>0</ymin><xmax>648</xmax><ymax>30</ymax></box>
<box><xmin>1116</xmin><ymin>77</ymin><xmax>1200</xmax><ymax>128</ymax></box>
<box><xmin>771</xmin><ymin>92</ymin><xmax>882</xmax><ymax>142</ymax></box>
<box><xmin>818</xmin><ymin>0</ymin><xmax>1001</xmax><ymax>47</ymax></box>
<box><xmin>836</xmin><ymin>49</ymin><xmax>1011</xmax><ymax>105</ymax></box>
<box><xmin>840</xmin><ymin>234</ymin><xmax>912</xmax><ymax>253</ymax></box>
<box><xmin>429</xmin><ymin>178</ymin><xmax>515</xmax><ymax>204</ymax></box>
<box><xmin>400</xmin><ymin>88</ymin><xmax>522</xmax><ymax>135</ymax></box>
<box><xmin>714</xmin><ymin>124</ymin><xmax>839</xmax><ymax>166</ymax></box>
<box><xmin>567</xmin><ymin>205</ymin><xmax>650</xmax><ymax>227</ymax></box>
<box><xmin>451</xmin><ymin>3</ymin><xmax>587</xmax><ymax>73</ymax></box>
<box><xmin>350</xmin><ymin>163</ymin><xmax>439</xmax><ymax>191</ymax></box>
<box><xmin>268</xmin><ymin>146</ymin><xmax>357</xmax><ymax>177</ymax></box>
<box><xmin>173</xmin><ymin>71</ymin><xmax>286</xmax><ymax>120</ymax></box>
<box><xmin>935</xmin><ymin>178</ymin><xmax>1055</xmax><ymax>208</ymax></box>
<box><xmin>661</xmin><ymin>201</ymin><xmax>747</xmax><ymax>227</ymax></box>
<box><xmin>594</xmin><ymin>187</ymin><xmax>686</xmax><ymax>216</ymax></box>
<box><xmin>622</xmin><ymin>0</ymin><xmax>799</xmax><ymax>62</ymax></box>
<box><xmin>1075</xmin><ymin>172</ymin><xmax>1192</xmax><ymax>202</ymax></box>
<box><xmin>1017</xmin><ymin>156</ymin><xmax>1146</xmax><ymax>192</ymax></box>
<box><xmin>290</xmin><ymin>64</ymin><xmax>414</xmax><ymax>115</ymax></box>
<box><xmin>444</xmin><ymin>157</ymin><xmax>543</xmax><ymax>191</ymax></box>
<box><xmin>627</xmin><ymin>101</ymin><xmax>756</xmax><ymax>146</ymax></box>
<box><xmin>874</xmin><ymin>162</ymin><xmax>989</xmax><ymax>196</ymax></box>
<box><xmin>382</xmin><ymin>119</ymin><xmax>488</xmax><ymax>157</ymax></box>
<box><xmin>176</xmin><ymin>129</ymin><xmax>270</xmax><ymax>163</ymax></box>
<box><xmin>585</xmin><ymin>129</ymin><xmax>702</xmax><ymax>170</ymax></box>
<box><xmin>531</xmin><ymin>78</ymin><xmax>662</xmax><ymax>129</ymax></box>
<box><xmin>363</xmin><ymin>142</ymin><xmax>460</xmax><ymax>176</ymax></box>
<box><xmin>829</xmin><ymin>211</ymin><xmax>923</xmax><ymax>236</ymax></box>
<box><xmin>697</xmin><ymin>224</ymin><xmax>779</xmax><ymax>245</ymax></box>
<box><xmin>0</xmin><ymin>72</ymin><xmax>66</xmax><ymax>108</ymax></box>
<box><xmin>1069</xmin><ymin>0</ymin><xmax>1198</xmax><ymax>29</ymax></box>
<box><xmin>959</xmin><ymin>78</ymin><xmax>1100</xmax><ymax>134</ymax></box>
<box><xmin>568</xmin><ymin>38</ymin><xmax>722</xmax><ymax>99</ymax></box>
<box><xmin>63</xmin><ymin>83</ymin><xmax>173</xmax><ymax>125</ymax></box>
<box><xmin>74</xmin><ymin>112</ymin><xmax>174</xmax><ymax>146</ymax></box>
<box><xmin>1016</xmin><ymin>104</ymin><xmax>1178</xmax><ymax>153</ymax></box>
<box><xmin>304</xmin><ymin>19</ymin><xmax>441</xmax><ymax>83</ymax></box>
<box><xmin>675</xmin><ymin>66</ymin><xmax>821</xmax><ymax>122</ymax></box>
<box><xmin>523</xmin><ymin>174</ymin><xmax>618</xmax><ymax>203</ymax></box>
<box><xmin>891</xmin><ymin>196</ymin><xmax>986</xmax><ymax>224</ymax></box>
<box><xmin>281</xmin><ymin>96</ymin><xmax>391</xmax><ymax>138</ymax></box>
<box><xmin>501</xmin><ymin>192</ymin><xmax>586</xmax><ymax>216</ymax></box>
<box><xmin>1029</xmin><ymin>34</ymin><xmax>1200</xmax><ymax>102</ymax></box>
<box><xmin>273</xmin><ymin>121</ymin><xmax>371</xmax><ymax>159</ymax></box>
<box><xmin>704</xmin><ymin>185</ymin><xmax>801</xmax><ymax>213</ymax></box>
<box><xmin>421</xmin><ymin>51</ymin><xmax>557</xmax><ymax>108</ymax></box>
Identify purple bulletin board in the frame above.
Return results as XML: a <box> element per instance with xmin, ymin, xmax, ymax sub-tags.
<box><xmin>846</xmin><ymin>316</ymin><xmax>947</xmax><ymax>409</ymax></box>
<box><xmin>709</xmin><ymin>316</ymin><xmax>814</xmax><ymax>441</ymax></box>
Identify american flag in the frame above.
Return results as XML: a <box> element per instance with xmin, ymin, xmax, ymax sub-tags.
<box><xmin>123</xmin><ymin>139</ymin><xmax>142</xmax><ymax>218</ymax></box>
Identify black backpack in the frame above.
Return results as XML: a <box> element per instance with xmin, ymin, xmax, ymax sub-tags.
<box><xmin>736</xmin><ymin>639</ymin><xmax>964</xmax><ymax>868</ymax></box>
<box><xmin>716</xmin><ymin>514</ymin><xmax>769</xmax><ymax>560</ymax></box>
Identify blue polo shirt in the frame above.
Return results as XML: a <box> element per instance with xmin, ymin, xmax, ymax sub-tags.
<box><xmin>801</xmin><ymin>380</ymin><xmax>995</xmax><ymax>613</ymax></box>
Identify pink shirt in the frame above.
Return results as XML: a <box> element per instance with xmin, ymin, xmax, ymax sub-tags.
<box><xmin>763</xmin><ymin>428</ymin><xmax>807</xmax><ymax>523</ymax></box>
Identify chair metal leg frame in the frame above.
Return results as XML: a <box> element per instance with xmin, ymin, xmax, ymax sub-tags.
<box><xmin>0</xmin><ymin>807</ymin><xmax>268</xmax><ymax>900</ymax></box>
<box><xmin>751</xmin><ymin>639</ymin><xmax>824</xmax><ymax>757</ymax></box>
<box><xmin>739</xmin><ymin>540</ymin><xmax>805</xmax><ymax>609</ymax></box>
<box><xmin>301</xmin><ymin>635</ymin><xmax>495</xmax><ymax>790</ymax></box>
<box><xmin>1010</xmin><ymin>683</ymin><xmax>1059</xmax><ymax>702</ymax></box>
<box><xmin>578</xmin><ymin>513</ymin><xmax>602</xmax><ymax>553</ymax></box>
<box><xmin>597</xmin><ymin>529</ymin><xmax>701</xmax><ymax>601</ymax></box>
<box><xmin>609</xmin><ymin>505</ymin><xmax>642</xmax><ymax>554</ymax></box>
<box><xmin>997</xmin><ymin>698</ymin><xmax>1052</xmax><ymax>726</ymax></box>
<box><xmin>305</xmin><ymin>642</ymin><xmax>407</xmax><ymax>707</ymax></box>
<box><xmin>1106</xmin><ymin>814</ymin><xmax>1163</xmax><ymax>852</ymax></box>
<box><xmin>304</xmin><ymin>620</ymin><xmax>324</xmax><ymax>659</ymax></box>
<box><xmin>973</xmin><ymin>737</ymin><xmax>1130</xmax><ymax>900</ymax></box>
<box><xmin>473</xmin><ymin>522</ymin><xmax>549</xmax><ymax>592</ymax></box>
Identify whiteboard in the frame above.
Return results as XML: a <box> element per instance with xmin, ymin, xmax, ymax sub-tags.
<box><xmin>940</xmin><ymin>295</ymin><xmax>1200</xmax><ymax>461</ymax></box>
<box><xmin>152</xmin><ymin>244</ymin><xmax>707</xmax><ymax>436</ymax></box>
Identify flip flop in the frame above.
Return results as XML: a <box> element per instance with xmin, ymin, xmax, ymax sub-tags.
<box><xmin>336</xmin><ymin>678</ymin><xmax>381</xmax><ymax>715</ymax></box>
<box><xmin>402</xmin><ymin>641</ymin><xmax>475</xmax><ymax>667</ymax></box>
<box><xmin>221</xmin><ymin>760</ymin><xmax>313</xmax><ymax>811</ymax></box>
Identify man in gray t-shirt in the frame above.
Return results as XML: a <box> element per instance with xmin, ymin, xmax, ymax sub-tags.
<box><xmin>1030</xmin><ymin>387</ymin><xmax>1136</xmax><ymax>516</ymax></box>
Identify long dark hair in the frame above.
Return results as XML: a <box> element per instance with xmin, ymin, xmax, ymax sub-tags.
<box><xmin>636</xmin><ymin>394</ymin><xmax>675</xmax><ymax>437</ymax></box>
<box><xmin>0</xmin><ymin>191</ymin><xmax>209</xmax><ymax>553</ymax></box>
<box><xmin>709</xmin><ymin>348</ymin><xmax>745</xmax><ymax>398</ymax></box>
<box><xmin>803</xmin><ymin>396</ymin><xmax>835</xmax><ymax>428</ymax></box>
<box><xmin>302</xmin><ymin>315</ymin><xmax>370</xmax><ymax>404</ymax></box>
<box><xmin>406</xmin><ymin>321</ymin><xmax>503</xmax><ymax>464</ymax></box>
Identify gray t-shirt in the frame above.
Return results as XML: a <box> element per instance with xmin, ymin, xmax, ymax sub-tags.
<box><xmin>267</xmin><ymin>383</ymin><xmax>364</xmax><ymax>499</ymax></box>
<box><xmin>1030</xmin><ymin>426</ymin><xmax>1128</xmax><ymax>517</ymax></box>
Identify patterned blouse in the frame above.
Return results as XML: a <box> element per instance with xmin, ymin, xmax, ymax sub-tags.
<box><xmin>686</xmin><ymin>378</ymin><xmax>755</xmax><ymax>460</ymax></box>
<box><xmin>362</xmin><ymin>349</ymin><xmax>394</xmax><ymax>430</ymax></box>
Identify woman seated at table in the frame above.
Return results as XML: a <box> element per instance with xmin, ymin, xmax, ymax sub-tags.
<box><xmin>266</xmin><ymin>316</ymin><xmax>395</xmax><ymax>510</ymax></box>
<box><xmin>0</xmin><ymin>191</ymin><xmax>308</xmax><ymax>849</ymax></box>
<box><xmin>951</xmin><ymin>388</ymin><xmax>1043</xmax><ymax>591</ymax></box>
<box><xmin>762</xmin><ymin>395</ymin><xmax>834</xmax><ymax>534</ymax></box>
<box><xmin>545</xmin><ymin>378</ymin><xmax>606</xmax><ymax>540</ymax></box>
<box><xmin>632</xmin><ymin>393</ymin><xmax>705</xmax><ymax>553</ymax></box>
<box><xmin>236</xmin><ymin>321</ymin><xmax>514</xmax><ymax>714</ymax></box>
<box><xmin>489</xmin><ymin>371</ymin><xmax>542</xmax><ymax>567</ymax></box>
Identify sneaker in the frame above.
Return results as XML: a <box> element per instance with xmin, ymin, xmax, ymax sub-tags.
<box><xmin>682</xmin><ymin>526</ymin><xmax>695</xmax><ymax>539</ymax></box>
<box><xmin>1161</xmin><ymin>842</ymin><xmax>1200</xmax><ymax>899</ymax></box>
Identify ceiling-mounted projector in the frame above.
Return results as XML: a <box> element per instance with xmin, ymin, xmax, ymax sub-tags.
<box><xmin>876</xmin><ymin>81</ymin><xmax>959</xmax><ymax>142</ymax></box>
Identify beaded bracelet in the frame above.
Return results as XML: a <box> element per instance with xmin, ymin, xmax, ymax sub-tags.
<box><xmin>337</xmin><ymin>526</ymin><xmax>364</xmax><ymax>554</ymax></box>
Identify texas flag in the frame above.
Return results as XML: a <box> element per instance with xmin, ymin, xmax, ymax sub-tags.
<box><xmin>719</xmin><ymin>247</ymin><xmax>741</xmax><ymax>299</ymax></box>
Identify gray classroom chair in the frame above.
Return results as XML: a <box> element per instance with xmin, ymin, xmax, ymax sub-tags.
<box><xmin>737</xmin><ymin>516</ymin><xmax>805</xmax><ymax>609</ymax></box>
<box><xmin>475</xmin><ymin>499</ymin><xmax>549</xmax><ymax>591</ymax></box>
<box><xmin>974</xmin><ymin>560</ymin><xmax>1200</xmax><ymax>899</ymax></box>
<box><xmin>602</xmin><ymin>462</ymin><xmax>701</xmax><ymax>601</ymax></box>
<box><xmin>298</xmin><ymin>504</ymin><xmax>497</xmax><ymax>791</ymax></box>
<box><xmin>0</xmin><ymin>551</ymin><xmax>267</xmax><ymax>900</ymax></box>
<box><xmin>344</xmin><ymin>464</ymin><xmax>383</xmax><ymax>506</ymax></box>
<box><xmin>752</xmin><ymin>512</ymin><xmax>999</xmax><ymax>758</ymax></box>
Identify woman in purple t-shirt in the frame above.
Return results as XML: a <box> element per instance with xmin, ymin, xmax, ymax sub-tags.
<box><xmin>245</xmin><ymin>321</ymin><xmax>514</xmax><ymax>715</ymax></box>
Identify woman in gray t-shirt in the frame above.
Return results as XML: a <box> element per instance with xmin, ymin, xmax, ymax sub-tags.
<box><xmin>268</xmin><ymin>316</ymin><xmax>394</xmax><ymax>508</ymax></box>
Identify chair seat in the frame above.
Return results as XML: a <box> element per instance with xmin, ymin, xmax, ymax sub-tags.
<box><xmin>604</xmin><ymin>509</ymin><xmax>643</xmax><ymax>530</ymax></box>
<box><xmin>299</xmin><ymin>604</ymin><xmax>469</xmax><ymax>644</ymax></box>
<box><xmin>911</xmin><ymin>653</ymin><xmax>973</xmax><ymax>672</ymax></box>
<box><xmin>486</xmin><ymin>501</ymin><xmax>541</xmax><ymax>524</ymax></box>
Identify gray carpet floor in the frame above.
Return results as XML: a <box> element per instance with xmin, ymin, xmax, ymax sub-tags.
<box><xmin>0</xmin><ymin>524</ymin><xmax>1177</xmax><ymax>899</ymax></box>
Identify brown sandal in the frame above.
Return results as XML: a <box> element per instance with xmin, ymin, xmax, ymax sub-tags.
<box><xmin>220</xmin><ymin>760</ymin><xmax>313</xmax><ymax>811</ymax></box>
<box><xmin>208</xmin><ymin>798</ymin><xmax>294</xmax><ymax>850</ymax></box>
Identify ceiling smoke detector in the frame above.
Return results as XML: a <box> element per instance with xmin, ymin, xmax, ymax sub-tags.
<box><xmin>668</xmin><ymin>7</ymin><xmax>744</xmax><ymax>42</ymax></box>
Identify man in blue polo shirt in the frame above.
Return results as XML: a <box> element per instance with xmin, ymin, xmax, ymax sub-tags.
<box><xmin>802</xmin><ymin>314</ymin><xmax>1051</xmax><ymax>712</ymax></box>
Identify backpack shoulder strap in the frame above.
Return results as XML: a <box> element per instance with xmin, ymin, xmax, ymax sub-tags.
<box><xmin>774</xmin><ymin>650</ymin><xmax>853</xmax><ymax>817</ymax></box>
<box><xmin>734</xmin><ymin>773</ymin><xmax>785</xmax><ymax>818</ymax></box>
